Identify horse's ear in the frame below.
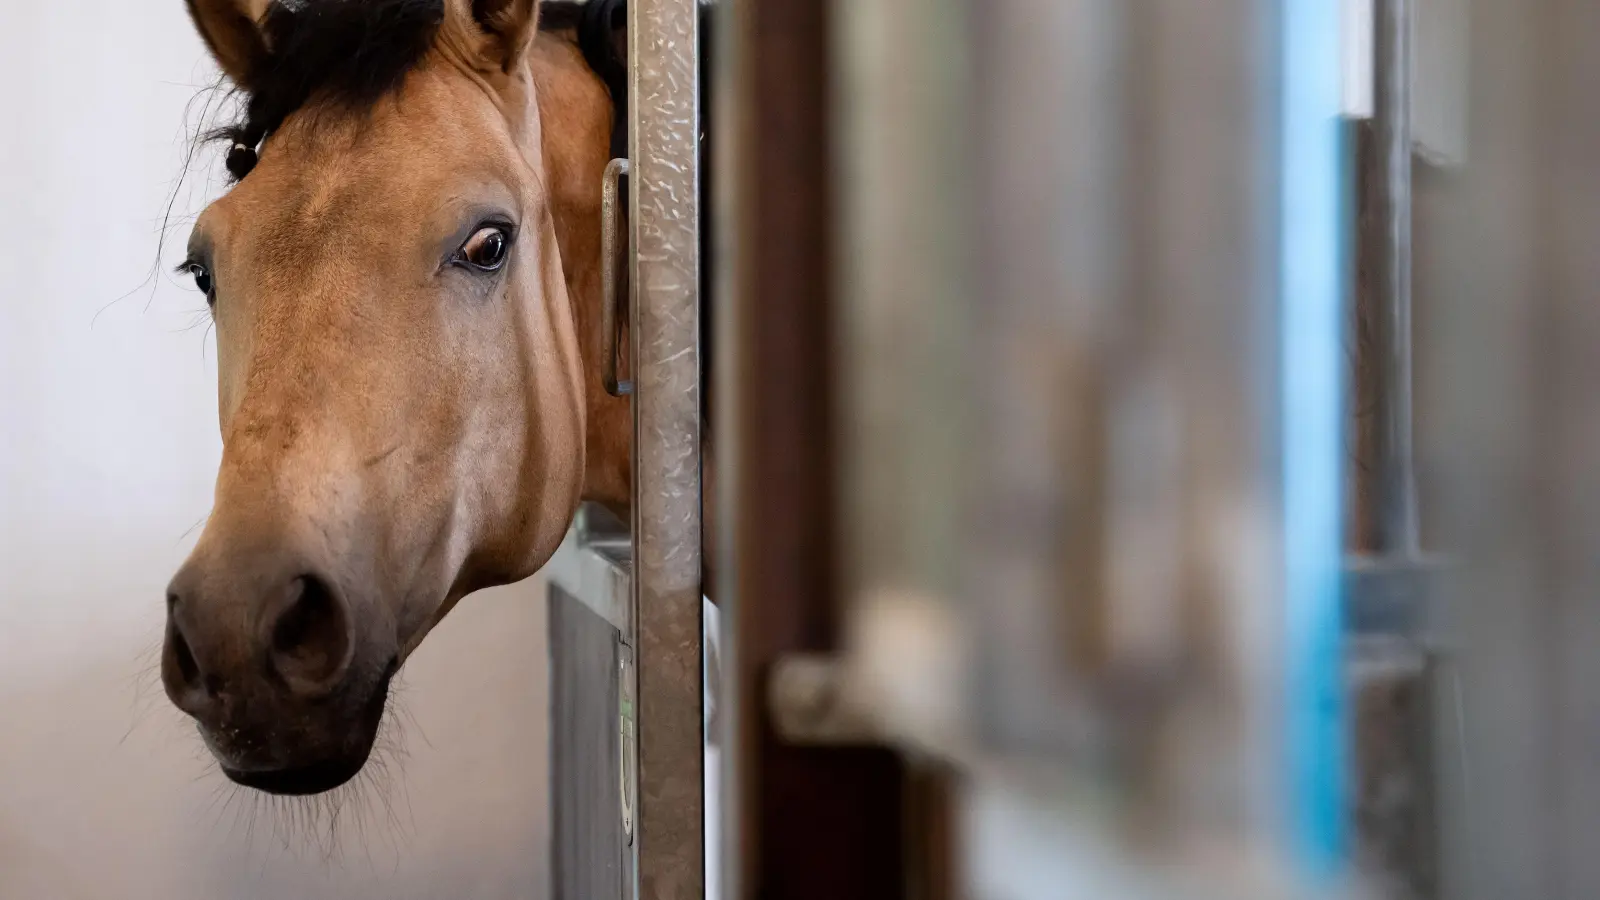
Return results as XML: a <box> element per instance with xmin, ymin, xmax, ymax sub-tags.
<box><xmin>186</xmin><ymin>0</ymin><xmax>273</xmax><ymax>87</ymax></box>
<box><xmin>468</xmin><ymin>0</ymin><xmax>541</xmax><ymax>72</ymax></box>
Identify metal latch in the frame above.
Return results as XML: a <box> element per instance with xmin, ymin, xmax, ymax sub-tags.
<box><xmin>601</xmin><ymin>157</ymin><xmax>632</xmax><ymax>397</ymax></box>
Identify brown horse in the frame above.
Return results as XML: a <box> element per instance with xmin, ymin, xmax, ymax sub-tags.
<box><xmin>163</xmin><ymin>0</ymin><xmax>645</xmax><ymax>795</ymax></box>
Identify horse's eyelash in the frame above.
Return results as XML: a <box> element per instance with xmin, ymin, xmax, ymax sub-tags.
<box><xmin>474</xmin><ymin>218</ymin><xmax>518</xmax><ymax>237</ymax></box>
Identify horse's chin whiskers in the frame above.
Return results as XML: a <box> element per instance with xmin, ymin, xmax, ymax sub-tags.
<box><xmin>123</xmin><ymin>637</ymin><xmax>188</xmax><ymax>749</ymax></box>
<box><xmin>184</xmin><ymin>690</ymin><xmax>417</xmax><ymax>868</ymax></box>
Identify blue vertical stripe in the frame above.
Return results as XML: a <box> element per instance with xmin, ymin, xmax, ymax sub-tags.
<box><xmin>1280</xmin><ymin>0</ymin><xmax>1349</xmax><ymax>878</ymax></box>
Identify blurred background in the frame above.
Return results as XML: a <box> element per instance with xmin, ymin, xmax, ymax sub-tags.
<box><xmin>723</xmin><ymin>0</ymin><xmax>1600</xmax><ymax>897</ymax></box>
<box><xmin>3</xmin><ymin>0</ymin><xmax>1598</xmax><ymax>898</ymax></box>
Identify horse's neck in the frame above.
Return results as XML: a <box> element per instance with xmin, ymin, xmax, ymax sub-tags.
<box><xmin>530</xmin><ymin>34</ymin><xmax>633</xmax><ymax>518</ymax></box>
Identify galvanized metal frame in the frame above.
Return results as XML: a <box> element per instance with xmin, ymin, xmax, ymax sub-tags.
<box><xmin>1345</xmin><ymin>0</ymin><xmax>1447</xmax><ymax>646</ymax></box>
<box><xmin>1367</xmin><ymin>0</ymin><xmax>1420</xmax><ymax>558</ymax></box>
<box><xmin>627</xmin><ymin>0</ymin><xmax>705</xmax><ymax>898</ymax></box>
<box><xmin>546</xmin><ymin>504</ymin><xmax>637</xmax><ymax>899</ymax></box>
<box><xmin>1342</xmin><ymin>4</ymin><xmax>1453</xmax><ymax>896</ymax></box>
<box><xmin>546</xmin><ymin>0</ymin><xmax>705</xmax><ymax>897</ymax></box>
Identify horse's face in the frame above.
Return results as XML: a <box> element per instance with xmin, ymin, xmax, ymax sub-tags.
<box><xmin>164</xmin><ymin>0</ymin><xmax>583</xmax><ymax>794</ymax></box>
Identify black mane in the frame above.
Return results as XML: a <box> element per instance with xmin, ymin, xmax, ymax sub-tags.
<box><xmin>211</xmin><ymin>0</ymin><xmax>592</xmax><ymax>180</ymax></box>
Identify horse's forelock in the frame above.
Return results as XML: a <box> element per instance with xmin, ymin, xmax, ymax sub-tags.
<box><xmin>207</xmin><ymin>0</ymin><xmax>447</xmax><ymax>180</ymax></box>
<box><xmin>200</xmin><ymin>1</ymin><xmax>600</xmax><ymax>181</ymax></box>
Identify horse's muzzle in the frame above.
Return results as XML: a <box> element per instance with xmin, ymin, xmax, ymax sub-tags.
<box><xmin>162</xmin><ymin>532</ymin><xmax>398</xmax><ymax>794</ymax></box>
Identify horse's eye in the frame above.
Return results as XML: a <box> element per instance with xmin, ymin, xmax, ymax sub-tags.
<box><xmin>459</xmin><ymin>226</ymin><xmax>511</xmax><ymax>272</ymax></box>
<box><xmin>187</xmin><ymin>263</ymin><xmax>214</xmax><ymax>300</ymax></box>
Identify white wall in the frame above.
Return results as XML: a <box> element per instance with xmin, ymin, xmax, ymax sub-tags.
<box><xmin>0</xmin><ymin>4</ymin><xmax>551</xmax><ymax>898</ymax></box>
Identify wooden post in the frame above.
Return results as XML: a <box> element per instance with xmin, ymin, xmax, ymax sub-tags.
<box><xmin>720</xmin><ymin>1</ymin><xmax>917</xmax><ymax>897</ymax></box>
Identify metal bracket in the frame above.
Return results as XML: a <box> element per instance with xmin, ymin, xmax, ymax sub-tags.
<box><xmin>1344</xmin><ymin>554</ymin><xmax>1452</xmax><ymax>646</ymax></box>
<box><xmin>601</xmin><ymin>157</ymin><xmax>632</xmax><ymax>397</ymax></box>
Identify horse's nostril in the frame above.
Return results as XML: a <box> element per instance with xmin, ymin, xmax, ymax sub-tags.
<box><xmin>162</xmin><ymin>598</ymin><xmax>213</xmax><ymax>717</ymax></box>
<box><xmin>269</xmin><ymin>575</ymin><xmax>353</xmax><ymax>694</ymax></box>
<box><xmin>168</xmin><ymin>602</ymin><xmax>200</xmax><ymax>688</ymax></box>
